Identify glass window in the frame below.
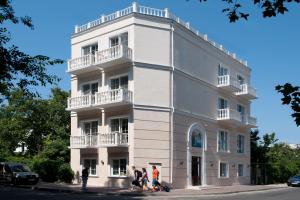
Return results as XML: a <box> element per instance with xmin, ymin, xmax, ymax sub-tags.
<box><xmin>218</xmin><ymin>130</ymin><xmax>228</xmax><ymax>152</ymax></box>
<box><xmin>218</xmin><ymin>98</ymin><xmax>228</xmax><ymax>109</ymax></box>
<box><xmin>82</xmin><ymin>44</ymin><xmax>98</xmax><ymax>55</ymax></box>
<box><xmin>111</xmin><ymin>158</ymin><xmax>127</xmax><ymax>176</ymax></box>
<box><xmin>238</xmin><ymin>164</ymin><xmax>244</xmax><ymax>177</ymax></box>
<box><xmin>237</xmin><ymin>104</ymin><xmax>245</xmax><ymax>122</ymax></box>
<box><xmin>237</xmin><ymin>135</ymin><xmax>245</xmax><ymax>153</ymax></box>
<box><xmin>110</xmin><ymin>32</ymin><xmax>128</xmax><ymax>47</ymax></box>
<box><xmin>82</xmin><ymin>82</ymin><xmax>98</xmax><ymax>95</ymax></box>
<box><xmin>83</xmin><ymin>159</ymin><xmax>97</xmax><ymax>176</ymax></box>
<box><xmin>83</xmin><ymin>121</ymin><xmax>98</xmax><ymax>135</ymax></box>
<box><xmin>110</xmin><ymin>118</ymin><xmax>128</xmax><ymax>133</ymax></box>
<box><xmin>110</xmin><ymin>76</ymin><xmax>128</xmax><ymax>90</ymax></box>
<box><xmin>220</xmin><ymin>162</ymin><xmax>228</xmax><ymax>177</ymax></box>
<box><xmin>218</xmin><ymin>65</ymin><xmax>228</xmax><ymax>76</ymax></box>
<box><xmin>191</xmin><ymin>129</ymin><xmax>202</xmax><ymax>148</ymax></box>
<box><xmin>237</xmin><ymin>75</ymin><xmax>245</xmax><ymax>85</ymax></box>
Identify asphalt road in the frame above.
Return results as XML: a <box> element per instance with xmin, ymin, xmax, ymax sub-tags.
<box><xmin>0</xmin><ymin>185</ymin><xmax>299</xmax><ymax>200</ymax></box>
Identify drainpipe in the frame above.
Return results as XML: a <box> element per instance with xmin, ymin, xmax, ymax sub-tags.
<box><xmin>170</xmin><ymin>21</ymin><xmax>175</xmax><ymax>185</ymax></box>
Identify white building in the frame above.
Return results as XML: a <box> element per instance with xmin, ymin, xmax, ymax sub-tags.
<box><xmin>67</xmin><ymin>2</ymin><xmax>257</xmax><ymax>188</ymax></box>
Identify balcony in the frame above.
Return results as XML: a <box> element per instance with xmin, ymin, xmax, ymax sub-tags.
<box><xmin>67</xmin><ymin>89</ymin><xmax>133</xmax><ymax>111</ymax></box>
<box><xmin>67</xmin><ymin>45</ymin><xmax>132</xmax><ymax>75</ymax></box>
<box><xmin>70</xmin><ymin>135</ymin><xmax>98</xmax><ymax>149</ymax></box>
<box><xmin>236</xmin><ymin>84</ymin><xmax>257</xmax><ymax>99</ymax></box>
<box><xmin>217</xmin><ymin>75</ymin><xmax>240</xmax><ymax>92</ymax></box>
<box><xmin>70</xmin><ymin>133</ymin><xmax>128</xmax><ymax>148</ymax></box>
<box><xmin>241</xmin><ymin>116</ymin><xmax>257</xmax><ymax>128</ymax></box>
<box><xmin>99</xmin><ymin>132</ymin><xmax>128</xmax><ymax>147</ymax></box>
<box><xmin>217</xmin><ymin>108</ymin><xmax>242</xmax><ymax>123</ymax></box>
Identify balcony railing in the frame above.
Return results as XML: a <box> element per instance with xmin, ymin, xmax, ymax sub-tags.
<box><xmin>74</xmin><ymin>3</ymin><xmax>248</xmax><ymax>66</ymax></box>
<box><xmin>242</xmin><ymin>116</ymin><xmax>257</xmax><ymax>127</ymax></box>
<box><xmin>67</xmin><ymin>45</ymin><xmax>132</xmax><ymax>73</ymax></box>
<box><xmin>70</xmin><ymin>135</ymin><xmax>98</xmax><ymax>148</ymax></box>
<box><xmin>236</xmin><ymin>84</ymin><xmax>257</xmax><ymax>99</ymax></box>
<box><xmin>217</xmin><ymin>75</ymin><xmax>240</xmax><ymax>91</ymax></box>
<box><xmin>217</xmin><ymin>108</ymin><xmax>242</xmax><ymax>122</ymax></box>
<box><xmin>99</xmin><ymin>132</ymin><xmax>128</xmax><ymax>146</ymax></box>
<box><xmin>70</xmin><ymin>133</ymin><xmax>128</xmax><ymax>148</ymax></box>
<box><xmin>67</xmin><ymin>89</ymin><xmax>133</xmax><ymax>111</ymax></box>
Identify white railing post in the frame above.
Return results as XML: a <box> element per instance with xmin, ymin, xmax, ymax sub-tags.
<box><xmin>186</xmin><ymin>22</ymin><xmax>190</xmax><ymax>29</ymax></box>
<box><xmin>164</xmin><ymin>8</ymin><xmax>169</xmax><ymax>18</ymax></box>
<box><xmin>101</xmin><ymin>15</ymin><xmax>105</xmax><ymax>23</ymax></box>
<box><xmin>75</xmin><ymin>25</ymin><xmax>79</xmax><ymax>33</ymax></box>
<box><xmin>116</xmin><ymin>10</ymin><xmax>120</xmax><ymax>18</ymax></box>
<box><xmin>132</xmin><ymin>2</ymin><xmax>138</xmax><ymax>12</ymax></box>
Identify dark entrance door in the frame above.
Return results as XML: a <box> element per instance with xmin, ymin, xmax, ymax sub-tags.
<box><xmin>192</xmin><ymin>156</ymin><xmax>201</xmax><ymax>186</ymax></box>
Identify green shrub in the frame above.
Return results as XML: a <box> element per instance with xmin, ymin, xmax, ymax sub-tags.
<box><xmin>58</xmin><ymin>163</ymin><xmax>74</xmax><ymax>183</ymax></box>
<box><xmin>32</xmin><ymin>157</ymin><xmax>59</xmax><ymax>182</ymax></box>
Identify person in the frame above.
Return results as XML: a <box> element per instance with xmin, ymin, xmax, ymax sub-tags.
<box><xmin>141</xmin><ymin>168</ymin><xmax>149</xmax><ymax>190</ymax></box>
<box><xmin>131</xmin><ymin>166</ymin><xmax>142</xmax><ymax>190</ymax></box>
<box><xmin>81</xmin><ymin>167</ymin><xmax>89</xmax><ymax>191</ymax></box>
<box><xmin>151</xmin><ymin>165</ymin><xmax>161</xmax><ymax>191</ymax></box>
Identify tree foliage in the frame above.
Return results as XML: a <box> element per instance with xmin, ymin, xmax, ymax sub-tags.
<box><xmin>194</xmin><ymin>0</ymin><xmax>300</xmax><ymax>22</ymax></box>
<box><xmin>276</xmin><ymin>83</ymin><xmax>300</xmax><ymax>126</ymax></box>
<box><xmin>0</xmin><ymin>0</ymin><xmax>64</xmax><ymax>102</ymax></box>
<box><xmin>251</xmin><ymin>130</ymin><xmax>300</xmax><ymax>184</ymax></box>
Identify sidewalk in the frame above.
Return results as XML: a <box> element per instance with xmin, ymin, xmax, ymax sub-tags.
<box><xmin>22</xmin><ymin>182</ymin><xmax>289</xmax><ymax>197</ymax></box>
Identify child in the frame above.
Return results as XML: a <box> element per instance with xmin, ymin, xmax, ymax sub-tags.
<box><xmin>141</xmin><ymin>168</ymin><xmax>149</xmax><ymax>190</ymax></box>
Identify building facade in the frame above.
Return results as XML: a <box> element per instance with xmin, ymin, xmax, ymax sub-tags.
<box><xmin>68</xmin><ymin>2</ymin><xmax>257</xmax><ymax>189</ymax></box>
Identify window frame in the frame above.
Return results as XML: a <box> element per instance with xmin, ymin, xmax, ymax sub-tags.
<box><xmin>218</xmin><ymin>64</ymin><xmax>229</xmax><ymax>76</ymax></box>
<box><xmin>79</xmin><ymin>80</ymin><xmax>100</xmax><ymax>95</ymax></box>
<box><xmin>108</xmin><ymin>115</ymin><xmax>129</xmax><ymax>133</ymax></box>
<box><xmin>218</xmin><ymin>130</ymin><xmax>230</xmax><ymax>153</ymax></box>
<box><xmin>219</xmin><ymin>161</ymin><xmax>229</xmax><ymax>178</ymax></box>
<box><xmin>82</xmin><ymin>158</ymin><xmax>98</xmax><ymax>177</ymax></box>
<box><xmin>109</xmin><ymin>157</ymin><xmax>128</xmax><ymax>177</ymax></box>
<box><xmin>191</xmin><ymin>129</ymin><xmax>203</xmax><ymax>148</ymax></box>
<box><xmin>237</xmin><ymin>134</ymin><xmax>245</xmax><ymax>154</ymax></box>
<box><xmin>81</xmin><ymin>43</ymin><xmax>98</xmax><ymax>56</ymax></box>
<box><xmin>80</xmin><ymin>119</ymin><xmax>100</xmax><ymax>135</ymax></box>
<box><xmin>237</xmin><ymin>163</ymin><xmax>245</xmax><ymax>177</ymax></box>
<box><xmin>218</xmin><ymin>97</ymin><xmax>229</xmax><ymax>110</ymax></box>
<box><xmin>109</xmin><ymin>32</ymin><xmax>128</xmax><ymax>47</ymax></box>
<box><xmin>109</xmin><ymin>74</ymin><xmax>129</xmax><ymax>90</ymax></box>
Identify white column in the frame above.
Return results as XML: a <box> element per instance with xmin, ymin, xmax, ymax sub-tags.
<box><xmin>164</xmin><ymin>8</ymin><xmax>169</xmax><ymax>18</ymax></box>
<box><xmin>132</xmin><ymin>2</ymin><xmax>138</xmax><ymax>12</ymax></box>
<box><xmin>101</xmin><ymin>70</ymin><xmax>105</xmax><ymax>91</ymax></box>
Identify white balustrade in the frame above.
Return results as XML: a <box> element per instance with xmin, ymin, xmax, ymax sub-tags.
<box><xmin>217</xmin><ymin>108</ymin><xmax>242</xmax><ymax>122</ymax></box>
<box><xmin>73</xmin><ymin>3</ymin><xmax>248</xmax><ymax>66</ymax></box>
<box><xmin>99</xmin><ymin>132</ymin><xmax>128</xmax><ymax>146</ymax></box>
<box><xmin>70</xmin><ymin>135</ymin><xmax>98</xmax><ymax>148</ymax></box>
<box><xmin>217</xmin><ymin>75</ymin><xmax>239</xmax><ymax>89</ymax></box>
<box><xmin>67</xmin><ymin>89</ymin><xmax>133</xmax><ymax>110</ymax></box>
<box><xmin>68</xmin><ymin>45</ymin><xmax>132</xmax><ymax>73</ymax></box>
<box><xmin>236</xmin><ymin>84</ymin><xmax>257</xmax><ymax>97</ymax></box>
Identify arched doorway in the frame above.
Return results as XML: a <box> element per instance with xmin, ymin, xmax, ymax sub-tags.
<box><xmin>187</xmin><ymin>123</ymin><xmax>207</xmax><ymax>187</ymax></box>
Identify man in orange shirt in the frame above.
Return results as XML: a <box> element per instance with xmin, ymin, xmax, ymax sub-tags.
<box><xmin>152</xmin><ymin>165</ymin><xmax>161</xmax><ymax>190</ymax></box>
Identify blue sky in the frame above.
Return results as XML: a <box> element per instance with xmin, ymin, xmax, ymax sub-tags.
<box><xmin>8</xmin><ymin>0</ymin><xmax>299</xmax><ymax>143</ymax></box>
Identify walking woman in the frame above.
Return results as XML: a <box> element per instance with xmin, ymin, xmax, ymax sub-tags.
<box><xmin>141</xmin><ymin>168</ymin><xmax>149</xmax><ymax>190</ymax></box>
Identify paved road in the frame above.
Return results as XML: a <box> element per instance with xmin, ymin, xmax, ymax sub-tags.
<box><xmin>0</xmin><ymin>185</ymin><xmax>299</xmax><ymax>200</ymax></box>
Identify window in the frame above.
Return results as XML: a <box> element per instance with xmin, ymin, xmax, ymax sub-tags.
<box><xmin>218</xmin><ymin>98</ymin><xmax>228</xmax><ymax>109</ymax></box>
<box><xmin>237</xmin><ymin>135</ymin><xmax>245</xmax><ymax>153</ymax></box>
<box><xmin>110</xmin><ymin>32</ymin><xmax>128</xmax><ymax>47</ymax></box>
<box><xmin>82</xmin><ymin>44</ymin><xmax>98</xmax><ymax>55</ymax></box>
<box><xmin>111</xmin><ymin>158</ymin><xmax>127</xmax><ymax>176</ymax></box>
<box><xmin>83</xmin><ymin>159</ymin><xmax>97</xmax><ymax>176</ymax></box>
<box><xmin>110</xmin><ymin>76</ymin><xmax>128</xmax><ymax>90</ymax></box>
<box><xmin>82</xmin><ymin>82</ymin><xmax>98</xmax><ymax>95</ymax></box>
<box><xmin>237</xmin><ymin>75</ymin><xmax>245</xmax><ymax>85</ymax></box>
<box><xmin>218</xmin><ymin>65</ymin><xmax>228</xmax><ymax>76</ymax></box>
<box><xmin>82</xmin><ymin>121</ymin><xmax>98</xmax><ymax>135</ymax></box>
<box><xmin>237</xmin><ymin>104</ymin><xmax>245</xmax><ymax>122</ymax></box>
<box><xmin>219</xmin><ymin>162</ymin><xmax>228</xmax><ymax>178</ymax></box>
<box><xmin>238</xmin><ymin>164</ymin><xmax>244</xmax><ymax>177</ymax></box>
<box><xmin>110</xmin><ymin>118</ymin><xmax>128</xmax><ymax>133</ymax></box>
<box><xmin>218</xmin><ymin>130</ymin><xmax>229</xmax><ymax>152</ymax></box>
<box><xmin>191</xmin><ymin>129</ymin><xmax>202</xmax><ymax>148</ymax></box>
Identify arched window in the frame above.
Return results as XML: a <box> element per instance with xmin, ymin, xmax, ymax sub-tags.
<box><xmin>191</xmin><ymin>129</ymin><xmax>202</xmax><ymax>148</ymax></box>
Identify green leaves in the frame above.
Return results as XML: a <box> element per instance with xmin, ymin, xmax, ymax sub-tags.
<box><xmin>276</xmin><ymin>83</ymin><xmax>300</xmax><ymax>126</ymax></box>
<box><xmin>0</xmin><ymin>0</ymin><xmax>64</xmax><ymax>103</ymax></box>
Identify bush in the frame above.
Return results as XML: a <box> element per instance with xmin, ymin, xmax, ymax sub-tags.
<box><xmin>58</xmin><ymin>163</ymin><xmax>74</xmax><ymax>183</ymax></box>
<box><xmin>32</xmin><ymin>157</ymin><xmax>59</xmax><ymax>182</ymax></box>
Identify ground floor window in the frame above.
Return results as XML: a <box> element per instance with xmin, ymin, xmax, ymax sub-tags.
<box><xmin>111</xmin><ymin>158</ymin><xmax>127</xmax><ymax>176</ymax></box>
<box><xmin>219</xmin><ymin>162</ymin><xmax>229</xmax><ymax>178</ymax></box>
<box><xmin>238</xmin><ymin>164</ymin><xmax>244</xmax><ymax>177</ymax></box>
<box><xmin>83</xmin><ymin>159</ymin><xmax>97</xmax><ymax>176</ymax></box>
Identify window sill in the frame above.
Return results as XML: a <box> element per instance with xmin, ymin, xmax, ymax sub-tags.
<box><xmin>218</xmin><ymin>176</ymin><xmax>229</xmax><ymax>179</ymax></box>
<box><xmin>218</xmin><ymin>150</ymin><xmax>230</xmax><ymax>153</ymax></box>
<box><xmin>107</xmin><ymin>175</ymin><xmax>128</xmax><ymax>179</ymax></box>
<box><xmin>89</xmin><ymin>175</ymin><xmax>99</xmax><ymax>178</ymax></box>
